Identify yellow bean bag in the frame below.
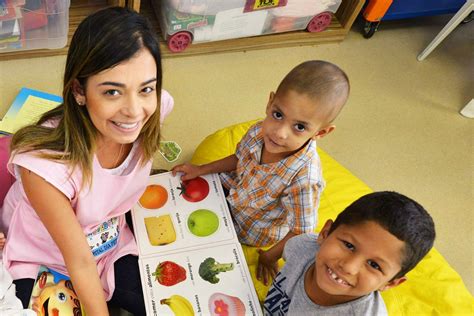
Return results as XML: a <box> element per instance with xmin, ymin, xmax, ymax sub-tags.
<box><xmin>191</xmin><ymin>120</ymin><xmax>474</xmax><ymax>316</ymax></box>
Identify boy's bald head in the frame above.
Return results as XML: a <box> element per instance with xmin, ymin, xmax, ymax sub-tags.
<box><xmin>276</xmin><ymin>60</ymin><xmax>350</xmax><ymax>124</ymax></box>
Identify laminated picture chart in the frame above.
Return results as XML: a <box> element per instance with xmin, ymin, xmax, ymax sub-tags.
<box><xmin>132</xmin><ymin>172</ymin><xmax>262</xmax><ymax>316</ymax></box>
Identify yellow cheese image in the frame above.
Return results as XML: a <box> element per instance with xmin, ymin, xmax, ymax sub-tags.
<box><xmin>144</xmin><ymin>215</ymin><xmax>176</xmax><ymax>246</ymax></box>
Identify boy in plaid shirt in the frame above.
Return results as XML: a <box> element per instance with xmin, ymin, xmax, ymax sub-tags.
<box><xmin>172</xmin><ymin>60</ymin><xmax>350</xmax><ymax>285</ymax></box>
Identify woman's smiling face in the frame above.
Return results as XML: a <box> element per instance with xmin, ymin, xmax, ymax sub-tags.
<box><xmin>80</xmin><ymin>47</ymin><xmax>158</xmax><ymax>146</ymax></box>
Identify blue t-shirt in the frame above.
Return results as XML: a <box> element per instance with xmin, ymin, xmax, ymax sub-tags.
<box><xmin>263</xmin><ymin>233</ymin><xmax>388</xmax><ymax>316</ymax></box>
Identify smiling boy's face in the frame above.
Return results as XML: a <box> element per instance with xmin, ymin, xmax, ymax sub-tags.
<box><xmin>310</xmin><ymin>220</ymin><xmax>407</xmax><ymax>306</ymax></box>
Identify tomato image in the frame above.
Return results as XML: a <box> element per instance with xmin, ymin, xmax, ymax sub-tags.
<box><xmin>139</xmin><ymin>184</ymin><xmax>168</xmax><ymax>209</ymax></box>
<box><xmin>178</xmin><ymin>177</ymin><xmax>210</xmax><ymax>202</ymax></box>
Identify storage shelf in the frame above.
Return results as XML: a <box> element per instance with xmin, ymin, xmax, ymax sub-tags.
<box><xmin>142</xmin><ymin>0</ymin><xmax>364</xmax><ymax>58</ymax></box>
<box><xmin>0</xmin><ymin>0</ymin><xmax>114</xmax><ymax>61</ymax></box>
<box><xmin>0</xmin><ymin>0</ymin><xmax>364</xmax><ymax>61</ymax></box>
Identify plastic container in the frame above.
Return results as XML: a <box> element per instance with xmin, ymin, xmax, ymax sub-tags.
<box><xmin>154</xmin><ymin>0</ymin><xmax>342</xmax><ymax>53</ymax></box>
<box><xmin>0</xmin><ymin>0</ymin><xmax>70</xmax><ymax>53</ymax></box>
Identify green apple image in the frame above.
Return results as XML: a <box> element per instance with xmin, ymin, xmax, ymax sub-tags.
<box><xmin>187</xmin><ymin>209</ymin><xmax>219</xmax><ymax>237</ymax></box>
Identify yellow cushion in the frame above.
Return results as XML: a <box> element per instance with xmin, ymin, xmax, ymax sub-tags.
<box><xmin>191</xmin><ymin>120</ymin><xmax>473</xmax><ymax>315</ymax></box>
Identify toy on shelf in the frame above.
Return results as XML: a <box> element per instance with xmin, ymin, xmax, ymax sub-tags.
<box><xmin>153</xmin><ymin>0</ymin><xmax>342</xmax><ymax>53</ymax></box>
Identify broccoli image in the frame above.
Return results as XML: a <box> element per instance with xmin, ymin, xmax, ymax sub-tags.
<box><xmin>198</xmin><ymin>257</ymin><xmax>234</xmax><ymax>284</ymax></box>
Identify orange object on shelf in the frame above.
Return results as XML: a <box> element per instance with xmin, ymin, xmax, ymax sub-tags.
<box><xmin>363</xmin><ymin>0</ymin><xmax>393</xmax><ymax>22</ymax></box>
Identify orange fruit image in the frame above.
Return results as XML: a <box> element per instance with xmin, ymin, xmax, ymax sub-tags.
<box><xmin>139</xmin><ymin>185</ymin><xmax>168</xmax><ymax>209</ymax></box>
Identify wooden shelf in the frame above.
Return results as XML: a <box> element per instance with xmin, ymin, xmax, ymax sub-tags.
<box><xmin>0</xmin><ymin>0</ymin><xmax>364</xmax><ymax>61</ymax></box>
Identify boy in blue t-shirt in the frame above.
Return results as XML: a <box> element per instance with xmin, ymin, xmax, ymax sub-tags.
<box><xmin>263</xmin><ymin>191</ymin><xmax>436</xmax><ymax>315</ymax></box>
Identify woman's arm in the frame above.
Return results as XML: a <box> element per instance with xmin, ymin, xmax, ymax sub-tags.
<box><xmin>20</xmin><ymin>167</ymin><xmax>109</xmax><ymax>316</ymax></box>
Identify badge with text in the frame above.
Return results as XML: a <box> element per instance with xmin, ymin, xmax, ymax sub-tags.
<box><xmin>87</xmin><ymin>217</ymin><xmax>120</xmax><ymax>257</ymax></box>
<box><xmin>244</xmin><ymin>0</ymin><xmax>288</xmax><ymax>12</ymax></box>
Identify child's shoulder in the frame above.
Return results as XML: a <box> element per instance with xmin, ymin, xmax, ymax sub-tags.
<box><xmin>285</xmin><ymin>233</ymin><xmax>318</xmax><ymax>257</ymax></box>
<box><xmin>289</xmin><ymin>232</ymin><xmax>318</xmax><ymax>245</ymax></box>
<box><xmin>343</xmin><ymin>291</ymin><xmax>388</xmax><ymax>315</ymax></box>
<box><xmin>245</xmin><ymin>121</ymin><xmax>263</xmax><ymax>137</ymax></box>
<box><xmin>237</xmin><ymin>121</ymin><xmax>263</xmax><ymax>152</ymax></box>
<box><xmin>287</xmin><ymin>141</ymin><xmax>323</xmax><ymax>182</ymax></box>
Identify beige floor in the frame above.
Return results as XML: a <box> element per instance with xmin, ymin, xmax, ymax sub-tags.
<box><xmin>0</xmin><ymin>14</ymin><xmax>472</xmax><ymax>295</ymax></box>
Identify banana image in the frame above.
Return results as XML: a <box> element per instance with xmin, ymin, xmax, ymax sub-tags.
<box><xmin>160</xmin><ymin>294</ymin><xmax>195</xmax><ymax>316</ymax></box>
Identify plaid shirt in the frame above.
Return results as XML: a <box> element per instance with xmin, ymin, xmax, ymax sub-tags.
<box><xmin>220</xmin><ymin>122</ymin><xmax>325</xmax><ymax>247</ymax></box>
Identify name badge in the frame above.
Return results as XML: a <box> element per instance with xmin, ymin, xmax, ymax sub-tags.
<box><xmin>87</xmin><ymin>217</ymin><xmax>120</xmax><ymax>257</ymax></box>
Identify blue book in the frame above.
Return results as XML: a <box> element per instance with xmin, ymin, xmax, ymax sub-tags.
<box><xmin>0</xmin><ymin>87</ymin><xmax>62</xmax><ymax>135</ymax></box>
